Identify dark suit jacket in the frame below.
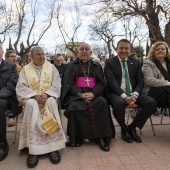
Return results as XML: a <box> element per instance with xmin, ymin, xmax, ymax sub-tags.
<box><xmin>54</xmin><ymin>63</ymin><xmax>66</xmax><ymax>76</ymax></box>
<box><xmin>0</xmin><ymin>59</ymin><xmax>21</xmax><ymax>116</ymax></box>
<box><xmin>104</xmin><ymin>56</ymin><xmax>144</xmax><ymax>97</ymax></box>
<box><xmin>61</xmin><ymin>58</ymin><xmax>107</xmax><ymax>108</ymax></box>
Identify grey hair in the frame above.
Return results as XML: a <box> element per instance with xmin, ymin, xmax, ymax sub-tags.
<box><xmin>53</xmin><ymin>54</ymin><xmax>61</xmax><ymax>61</ymax></box>
<box><xmin>30</xmin><ymin>46</ymin><xmax>44</xmax><ymax>56</ymax></box>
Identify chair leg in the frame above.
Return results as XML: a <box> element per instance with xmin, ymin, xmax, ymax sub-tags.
<box><xmin>139</xmin><ymin>129</ymin><xmax>142</xmax><ymax>135</ymax></box>
<box><xmin>160</xmin><ymin>112</ymin><xmax>164</xmax><ymax>124</ymax></box>
<box><xmin>13</xmin><ymin>116</ymin><xmax>18</xmax><ymax>144</ymax></box>
<box><xmin>149</xmin><ymin>116</ymin><xmax>155</xmax><ymax>135</ymax></box>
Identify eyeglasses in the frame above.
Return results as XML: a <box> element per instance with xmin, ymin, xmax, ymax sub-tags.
<box><xmin>8</xmin><ymin>56</ymin><xmax>16</xmax><ymax>58</ymax></box>
<box><xmin>79</xmin><ymin>48</ymin><xmax>90</xmax><ymax>51</ymax></box>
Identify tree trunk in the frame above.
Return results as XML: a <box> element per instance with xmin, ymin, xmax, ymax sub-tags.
<box><xmin>165</xmin><ymin>20</ymin><xmax>170</xmax><ymax>47</ymax></box>
<box><xmin>107</xmin><ymin>41</ymin><xmax>112</xmax><ymax>58</ymax></box>
<box><xmin>146</xmin><ymin>11</ymin><xmax>165</xmax><ymax>44</ymax></box>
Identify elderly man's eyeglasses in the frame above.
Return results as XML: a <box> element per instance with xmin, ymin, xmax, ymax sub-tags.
<box><xmin>79</xmin><ymin>48</ymin><xmax>90</xmax><ymax>51</ymax></box>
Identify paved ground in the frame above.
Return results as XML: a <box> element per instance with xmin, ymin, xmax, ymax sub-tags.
<box><xmin>2</xmin><ymin>109</ymin><xmax>170</xmax><ymax>170</ymax></box>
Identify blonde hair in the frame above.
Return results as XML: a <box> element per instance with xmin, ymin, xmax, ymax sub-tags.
<box><xmin>147</xmin><ymin>41</ymin><xmax>170</xmax><ymax>61</ymax></box>
<box><xmin>24</xmin><ymin>53</ymin><xmax>32</xmax><ymax>65</ymax></box>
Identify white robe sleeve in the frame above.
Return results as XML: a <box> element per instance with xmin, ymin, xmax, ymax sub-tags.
<box><xmin>44</xmin><ymin>65</ymin><xmax>61</xmax><ymax>99</ymax></box>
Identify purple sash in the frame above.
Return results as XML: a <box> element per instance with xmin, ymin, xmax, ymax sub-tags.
<box><xmin>75</xmin><ymin>77</ymin><xmax>96</xmax><ymax>88</ymax></box>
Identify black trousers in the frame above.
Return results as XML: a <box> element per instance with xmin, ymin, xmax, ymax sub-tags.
<box><xmin>109</xmin><ymin>93</ymin><xmax>157</xmax><ymax>132</ymax></box>
<box><xmin>148</xmin><ymin>87</ymin><xmax>170</xmax><ymax>109</ymax></box>
<box><xmin>0</xmin><ymin>99</ymin><xmax>10</xmax><ymax>136</ymax></box>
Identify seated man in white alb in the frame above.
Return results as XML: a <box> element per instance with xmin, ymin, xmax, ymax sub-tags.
<box><xmin>16</xmin><ymin>46</ymin><xmax>66</xmax><ymax>168</ymax></box>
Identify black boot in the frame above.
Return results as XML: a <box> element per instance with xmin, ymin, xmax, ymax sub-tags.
<box><xmin>0</xmin><ymin>143</ymin><xmax>9</xmax><ymax>161</ymax></box>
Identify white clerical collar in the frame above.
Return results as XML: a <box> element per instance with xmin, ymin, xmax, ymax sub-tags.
<box><xmin>118</xmin><ymin>56</ymin><xmax>128</xmax><ymax>62</ymax></box>
<box><xmin>32</xmin><ymin>62</ymin><xmax>43</xmax><ymax>70</ymax></box>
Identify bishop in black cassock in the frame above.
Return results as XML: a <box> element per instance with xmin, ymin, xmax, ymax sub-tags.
<box><xmin>61</xmin><ymin>42</ymin><xmax>115</xmax><ymax>152</ymax></box>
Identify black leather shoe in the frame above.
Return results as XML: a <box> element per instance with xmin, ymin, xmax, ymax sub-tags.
<box><xmin>49</xmin><ymin>151</ymin><xmax>61</xmax><ymax>164</ymax></box>
<box><xmin>27</xmin><ymin>154</ymin><xmax>39</xmax><ymax>168</ymax></box>
<box><xmin>128</xmin><ymin>127</ymin><xmax>142</xmax><ymax>143</ymax></box>
<box><xmin>0</xmin><ymin>143</ymin><xmax>9</xmax><ymax>161</ymax></box>
<box><xmin>97</xmin><ymin>138</ymin><xmax>110</xmax><ymax>152</ymax></box>
<box><xmin>121</xmin><ymin>130</ymin><xmax>133</xmax><ymax>143</ymax></box>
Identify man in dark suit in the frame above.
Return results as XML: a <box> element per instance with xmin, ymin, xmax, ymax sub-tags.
<box><xmin>0</xmin><ymin>44</ymin><xmax>21</xmax><ymax>161</ymax></box>
<box><xmin>104</xmin><ymin>39</ymin><xmax>157</xmax><ymax>143</ymax></box>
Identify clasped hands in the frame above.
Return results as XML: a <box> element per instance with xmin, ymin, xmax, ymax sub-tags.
<box><xmin>79</xmin><ymin>92</ymin><xmax>94</xmax><ymax>102</ymax></box>
<box><xmin>33</xmin><ymin>93</ymin><xmax>49</xmax><ymax>104</ymax></box>
<box><xmin>124</xmin><ymin>95</ymin><xmax>137</xmax><ymax>107</ymax></box>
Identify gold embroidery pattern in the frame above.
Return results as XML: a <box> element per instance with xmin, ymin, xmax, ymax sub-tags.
<box><xmin>29</xmin><ymin>72</ymin><xmax>51</xmax><ymax>93</ymax></box>
<box><xmin>40</xmin><ymin>107</ymin><xmax>48</xmax><ymax>120</ymax></box>
<box><xmin>40</xmin><ymin>72</ymin><xmax>51</xmax><ymax>93</ymax></box>
<box><xmin>30</xmin><ymin>77</ymin><xmax>40</xmax><ymax>92</ymax></box>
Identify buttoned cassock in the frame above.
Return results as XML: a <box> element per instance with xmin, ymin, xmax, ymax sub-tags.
<box><xmin>61</xmin><ymin>58</ymin><xmax>115</xmax><ymax>144</ymax></box>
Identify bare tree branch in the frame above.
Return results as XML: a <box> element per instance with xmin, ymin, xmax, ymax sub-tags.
<box><xmin>93</xmin><ymin>0</ymin><xmax>170</xmax><ymax>45</ymax></box>
<box><xmin>55</xmin><ymin>0</ymin><xmax>86</xmax><ymax>56</ymax></box>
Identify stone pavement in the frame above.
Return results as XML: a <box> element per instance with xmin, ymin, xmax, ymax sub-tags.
<box><xmin>2</xmin><ymin>111</ymin><xmax>170</xmax><ymax>170</ymax></box>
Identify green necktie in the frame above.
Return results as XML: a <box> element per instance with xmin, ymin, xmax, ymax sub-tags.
<box><xmin>122</xmin><ymin>60</ymin><xmax>130</xmax><ymax>96</ymax></box>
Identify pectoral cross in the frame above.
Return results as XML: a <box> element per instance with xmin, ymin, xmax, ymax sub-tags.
<box><xmin>85</xmin><ymin>78</ymin><xmax>90</xmax><ymax>86</ymax></box>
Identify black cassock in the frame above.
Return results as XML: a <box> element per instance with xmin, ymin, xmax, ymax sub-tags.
<box><xmin>61</xmin><ymin>58</ymin><xmax>115</xmax><ymax>144</ymax></box>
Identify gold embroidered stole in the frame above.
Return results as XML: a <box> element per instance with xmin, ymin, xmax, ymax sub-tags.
<box><xmin>24</xmin><ymin>61</ymin><xmax>59</xmax><ymax>135</ymax></box>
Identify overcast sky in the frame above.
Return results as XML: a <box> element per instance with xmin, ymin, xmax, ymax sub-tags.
<box><xmin>3</xmin><ymin>0</ymin><xmax>96</xmax><ymax>54</ymax></box>
<box><xmin>2</xmin><ymin>0</ymin><xmax>149</xmax><ymax>57</ymax></box>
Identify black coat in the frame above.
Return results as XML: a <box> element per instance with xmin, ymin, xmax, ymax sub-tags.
<box><xmin>104</xmin><ymin>56</ymin><xmax>144</xmax><ymax>98</ymax></box>
<box><xmin>0</xmin><ymin>60</ymin><xmax>21</xmax><ymax>116</ymax></box>
<box><xmin>61</xmin><ymin>58</ymin><xmax>107</xmax><ymax>108</ymax></box>
<box><xmin>54</xmin><ymin>63</ymin><xmax>66</xmax><ymax>76</ymax></box>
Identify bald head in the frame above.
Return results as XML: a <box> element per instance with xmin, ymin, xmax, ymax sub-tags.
<box><xmin>77</xmin><ymin>42</ymin><xmax>91</xmax><ymax>51</ymax></box>
<box><xmin>76</xmin><ymin>42</ymin><xmax>92</xmax><ymax>62</ymax></box>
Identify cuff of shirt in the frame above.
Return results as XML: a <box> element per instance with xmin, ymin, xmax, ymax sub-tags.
<box><xmin>121</xmin><ymin>93</ymin><xmax>127</xmax><ymax>99</ymax></box>
<box><xmin>167</xmin><ymin>82</ymin><xmax>170</xmax><ymax>86</ymax></box>
<box><xmin>131</xmin><ymin>91</ymin><xmax>139</xmax><ymax>99</ymax></box>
